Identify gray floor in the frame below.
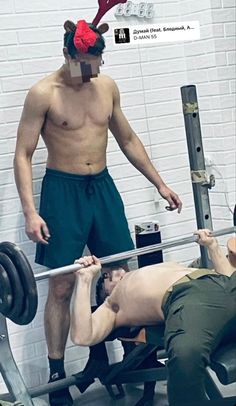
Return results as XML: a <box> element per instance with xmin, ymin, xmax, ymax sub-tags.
<box><xmin>71</xmin><ymin>380</ymin><xmax>168</xmax><ymax>406</ymax></box>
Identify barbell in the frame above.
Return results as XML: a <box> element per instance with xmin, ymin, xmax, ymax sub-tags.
<box><xmin>0</xmin><ymin>226</ymin><xmax>235</xmax><ymax>326</ymax></box>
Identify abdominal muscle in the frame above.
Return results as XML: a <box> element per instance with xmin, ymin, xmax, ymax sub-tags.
<box><xmin>41</xmin><ymin>74</ymin><xmax>113</xmax><ymax>175</ymax></box>
<box><xmin>42</xmin><ymin>121</ymin><xmax>109</xmax><ymax>175</ymax></box>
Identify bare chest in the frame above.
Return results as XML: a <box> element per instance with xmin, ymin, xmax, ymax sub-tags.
<box><xmin>110</xmin><ymin>278</ymin><xmax>165</xmax><ymax>327</ymax></box>
<box><xmin>112</xmin><ymin>293</ymin><xmax>164</xmax><ymax>327</ymax></box>
<box><xmin>46</xmin><ymin>85</ymin><xmax>113</xmax><ymax>131</ymax></box>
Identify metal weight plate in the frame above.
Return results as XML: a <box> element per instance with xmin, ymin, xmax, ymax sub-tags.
<box><xmin>0</xmin><ymin>252</ymin><xmax>24</xmax><ymax>322</ymax></box>
<box><xmin>0</xmin><ymin>263</ymin><xmax>13</xmax><ymax>314</ymax></box>
<box><xmin>0</xmin><ymin>242</ymin><xmax>38</xmax><ymax>325</ymax></box>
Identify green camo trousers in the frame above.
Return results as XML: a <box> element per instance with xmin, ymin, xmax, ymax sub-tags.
<box><xmin>163</xmin><ymin>272</ymin><xmax>236</xmax><ymax>406</ymax></box>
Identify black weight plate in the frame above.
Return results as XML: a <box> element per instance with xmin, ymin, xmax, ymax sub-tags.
<box><xmin>0</xmin><ymin>252</ymin><xmax>24</xmax><ymax>322</ymax></box>
<box><xmin>0</xmin><ymin>263</ymin><xmax>13</xmax><ymax>314</ymax></box>
<box><xmin>0</xmin><ymin>242</ymin><xmax>38</xmax><ymax>325</ymax></box>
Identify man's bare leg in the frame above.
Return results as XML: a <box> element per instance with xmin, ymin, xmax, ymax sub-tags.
<box><xmin>45</xmin><ymin>274</ymin><xmax>75</xmax><ymax>357</ymax></box>
<box><xmin>44</xmin><ymin>274</ymin><xmax>75</xmax><ymax>406</ymax></box>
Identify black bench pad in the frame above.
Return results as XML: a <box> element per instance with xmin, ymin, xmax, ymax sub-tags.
<box><xmin>210</xmin><ymin>343</ymin><xmax>236</xmax><ymax>385</ymax></box>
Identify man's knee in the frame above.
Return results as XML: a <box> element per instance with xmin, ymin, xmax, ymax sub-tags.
<box><xmin>168</xmin><ymin>337</ymin><xmax>207</xmax><ymax>372</ymax></box>
<box><xmin>48</xmin><ymin>274</ymin><xmax>75</xmax><ymax>302</ymax></box>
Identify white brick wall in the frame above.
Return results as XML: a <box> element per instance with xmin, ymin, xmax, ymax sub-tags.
<box><xmin>0</xmin><ymin>0</ymin><xmax>235</xmax><ymax>397</ymax></box>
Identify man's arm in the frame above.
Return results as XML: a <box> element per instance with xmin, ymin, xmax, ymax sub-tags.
<box><xmin>196</xmin><ymin>229</ymin><xmax>234</xmax><ymax>276</ymax></box>
<box><xmin>109</xmin><ymin>80</ymin><xmax>182</xmax><ymax>213</ymax></box>
<box><xmin>71</xmin><ymin>256</ymin><xmax>116</xmax><ymax>346</ymax></box>
<box><xmin>14</xmin><ymin>84</ymin><xmax>50</xmax><ymax>244</ymax></box>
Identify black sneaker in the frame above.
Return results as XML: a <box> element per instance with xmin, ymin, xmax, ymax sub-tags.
<box><xmin>48</xmin><ymin>373</ymin><xmax>73</xmax><ymax>406</ymax></box>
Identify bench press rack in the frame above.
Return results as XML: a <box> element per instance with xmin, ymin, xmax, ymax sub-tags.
<box><xmin>1</xmin><ymin>85</ymin><xmax>235</xmax><ymax>405</ymax></box>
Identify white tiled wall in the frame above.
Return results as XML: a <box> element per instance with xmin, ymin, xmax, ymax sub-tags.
<box><xmin>0</xmin><ymin>0</ymin><xmax>235</xmax><ymax>394</ymax></box>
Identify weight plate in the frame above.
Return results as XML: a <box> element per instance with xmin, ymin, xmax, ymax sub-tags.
<box><xmin>0</xmin><ymin>242</ymin><xmax>38</xmax><ymax>325</ymax></box>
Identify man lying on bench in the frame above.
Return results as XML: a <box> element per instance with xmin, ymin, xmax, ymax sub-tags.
<box><xmin>70</xmin><ymin>229</ymin><xmax>236</xmax><ymax>406</ymax></box>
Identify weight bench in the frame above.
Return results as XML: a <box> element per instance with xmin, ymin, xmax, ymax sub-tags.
<box><xmin>1</xmin><ymin>316</ymin><xmax>235</xmax><ymax>405</ymax></box>
<box><xmin>100</xmin><ymin>324</ymin><xmax>236</xmax><ymax>406</ymax></box>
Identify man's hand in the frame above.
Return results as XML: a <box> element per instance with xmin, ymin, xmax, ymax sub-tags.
<box><xmin>74</xmin><ymin>255</ymin><xmax>101</xmax><ymax>279</ymax></box>
<box><xmin>194</xmin><ymin>229</ymin><xmax>217</xmax><ymax>248</ymax></box>
<box><xmin>158</xmin><ymin>184</ymin><xmax>182</xmax><ymax>213</ymax></box>
<box><xmin>25</xmin><ymin>213</ymin><xmax>50</xmax><ymax>244</ymax></box>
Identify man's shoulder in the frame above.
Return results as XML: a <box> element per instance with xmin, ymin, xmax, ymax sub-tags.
<box><xmin>99</xmin><ymin>74</ymin><xmax>116</xmax><ymax>87</ymax></box>
<box><xmin>28</xmin><ymin>72</ymin><xmax>56</xmax><ymax>99</ymax></box>
<box><xmin>99</xmin><ymin>73</ymin><xmax>114</xmax><ymax>82</ymax></box>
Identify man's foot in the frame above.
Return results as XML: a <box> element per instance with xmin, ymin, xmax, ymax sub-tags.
<box><xmin>48</xmin><ymin>373</ymin><xmax>73</xmax><ymax>406</ymax></box>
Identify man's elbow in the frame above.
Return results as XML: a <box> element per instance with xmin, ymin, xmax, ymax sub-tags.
<box><xmin>13</xmin><ymin>152</ymin><xmax>31</xmax><ymax>168</ymax></box>
<box><xmin>70</xmin><ymin>330</ymin><xmax>93</xmax><ymax>347</ymax></box>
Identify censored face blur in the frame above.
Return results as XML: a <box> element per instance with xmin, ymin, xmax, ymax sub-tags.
<box><xmin>66</xmin><ymin>51</ymin><xmax>102</xmax><ymax>84</ymax></box>
<box><xmin>103</xmin><ymin>268</ymin><xmax>126</xmax><ymax>296</ymax></box>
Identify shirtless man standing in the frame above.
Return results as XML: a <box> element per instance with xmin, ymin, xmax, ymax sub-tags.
<box><xmin>71</xmin><ymin>229</ymin><xmax>236</xmax><ymax>406</ymax></box>
<box><xmin>14</xmin><ymin>19</ymin><xmax>182</xmax><ymax>405</ymax></box>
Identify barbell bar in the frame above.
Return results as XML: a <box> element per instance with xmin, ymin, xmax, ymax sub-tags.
<box><xmin>0</xmin><ymin>226</ymin><xmax>235</xmax><ymax>326</ymax></box>
<box><xmin>35</xmin><ymin>226</ymin><xmax>235</xmax><ymax>281</ymax></box>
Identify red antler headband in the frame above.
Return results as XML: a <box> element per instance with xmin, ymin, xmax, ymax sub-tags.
<box><xmin>92</xmin><ymin>0</ymin><xmax>128</xmax><ymax>26</ymax></box>
<box><xmin>73</xmin><ymin>0</ymin><xmax>129</xmax><ymax>53</ymax></box>
<box><xmin>74</xmin><ymin>20</ymin><xmax>97</xmax><ymax>53</ymax></box>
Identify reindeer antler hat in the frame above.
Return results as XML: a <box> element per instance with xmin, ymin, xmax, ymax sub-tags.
<box><xmin>64</xmin><ymin>0</ymin><xmax>128</xmax><ymax>56</ymax></box>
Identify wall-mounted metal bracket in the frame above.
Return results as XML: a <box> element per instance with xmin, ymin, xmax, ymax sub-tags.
<box><xmin>191</xmin><ymin>170</ymin><xmax>215</xmax><ymax>189</ymax></box>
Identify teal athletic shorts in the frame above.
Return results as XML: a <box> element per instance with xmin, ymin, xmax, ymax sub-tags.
<box><xmin>35</xmin><ymin>167</ymin><xmax>134</xmax><ymax>268</ymax></box>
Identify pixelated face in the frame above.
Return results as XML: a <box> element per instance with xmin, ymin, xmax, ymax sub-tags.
<box><xmin>66</xmin><ymin>51</ymin><xmax>102</xmax><ymax>84</ymax></box>
<box><xmin>103</xmin><ymin>268</ymin><xmax>126</xmax><ymax>296</ymax></box>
